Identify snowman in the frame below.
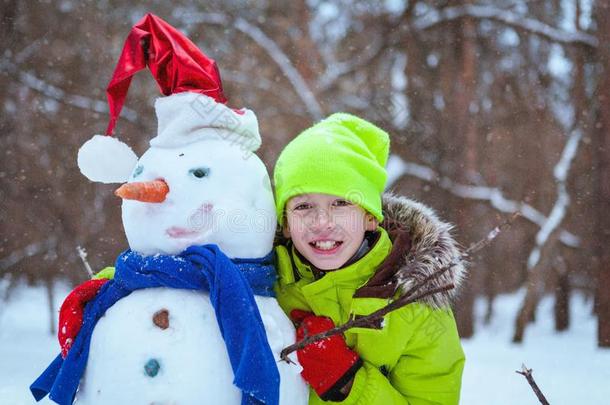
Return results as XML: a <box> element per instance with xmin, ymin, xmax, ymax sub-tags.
<box><xmin>31</xmin><ymin>14</ymin><xmax>308</xmax><ymax>405</ymax></box>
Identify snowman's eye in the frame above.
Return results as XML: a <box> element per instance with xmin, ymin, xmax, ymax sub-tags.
<box><xmin>190</xmin><ymin>168</ymin><xmax>210</xmax><ymax>179</ymax></box>
<box><xmin>132</xmin><ymin>165</ymin><xmax>144</xmax><ymax>178</ymax></box>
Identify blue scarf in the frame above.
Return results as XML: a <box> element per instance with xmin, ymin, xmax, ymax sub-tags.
<box><xmin>31</xmin><ymin>245</ymin><xmax>280</xmax><ymax>405</ymax></box>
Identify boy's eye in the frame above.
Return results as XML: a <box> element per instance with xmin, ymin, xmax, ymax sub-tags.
<box><xmin>333</xmin><ymin>199</ymin><xmax>352</xmax><ymax>207</ymax></box>
<box><xmin>190</xmin><ymin>168</ymin><xmax>210</xmax><ymax>179</ymax></box>
<box><xmin>292</xmin><ymin>203</ymin><xmax>312</xmax><ymax>211</ymax></box>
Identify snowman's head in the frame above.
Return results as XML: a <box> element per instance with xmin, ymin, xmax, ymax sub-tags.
<box><xmin>118</xmin><ymin>139</ymin><xmax>276</xmax><ymax>258</ymax></box>
<box><xmin>78</xmin><ymin>92</ymin><xmax>277</xmax><ymax>259</ymax></box>
<box><xmin>76</xmin><ymin>15</ymin><xmax>279</xmax><ymax>259</ymax></box>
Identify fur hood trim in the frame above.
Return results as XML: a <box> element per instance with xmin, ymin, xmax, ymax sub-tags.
<box><xmin>354</xmin><ymin>193</ymin><xmax>466</xmax><ymax>309</ymax></box>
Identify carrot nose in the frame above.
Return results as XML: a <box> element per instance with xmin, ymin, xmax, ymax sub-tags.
<box><xmin>115</xmin><ymin>179</ymin><xmax>169</xmax><ymax>203</ymax></box>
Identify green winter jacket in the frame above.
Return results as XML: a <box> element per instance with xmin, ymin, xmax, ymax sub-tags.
<box><xmin>274</xmin><ymin>194</ymin><xmax>466</xmax><ymax>405</ymax></box>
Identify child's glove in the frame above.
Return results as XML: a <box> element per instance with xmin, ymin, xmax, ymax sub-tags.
<box><xmin>58</xmin><ymin>278</ymin><xmax>109</xmax><ymax>358</ymax></box>
<box><xmin>290</xmin><ymin>309</ymin><xmax>362</xmax><ymax>400</ymax></box>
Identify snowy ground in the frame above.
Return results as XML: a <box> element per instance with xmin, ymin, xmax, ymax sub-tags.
<box><xmin>0</xmin><ymin>282</ymin><xmax>609</xmax><ymax>404</ymax></box>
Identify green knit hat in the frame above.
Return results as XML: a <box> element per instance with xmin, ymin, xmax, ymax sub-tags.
<box><xmin>274</xmin><ymin>113</ymin><xmax>389</xmax><ymax>224</ymax></box>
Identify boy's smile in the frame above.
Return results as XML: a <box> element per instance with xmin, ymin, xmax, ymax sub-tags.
<box><xmin>284</xmin><ymin>193</ymin><xmax>378</xmax><ymax>270</ymax></box>
<box><xmin>309</xmin><ymin>239</ymin><xmax>343</xmax><ymax>253</ymax></box>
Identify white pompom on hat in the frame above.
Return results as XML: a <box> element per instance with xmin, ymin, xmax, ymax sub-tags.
<box><xmin>78</xmin><ymin>13</ymin><xmax>261</xmax><ymax>184</ymax></box>
<box><xmin>77</xmin><ymin>135</ymin><xmax>138</xmax><ymax>184</ymax></box>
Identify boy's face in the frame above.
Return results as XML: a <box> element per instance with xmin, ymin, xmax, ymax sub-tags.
<box><xmin>284</xmin><ymin>193</ymin><xmax>377</xmax><ymax>271</ymax></box>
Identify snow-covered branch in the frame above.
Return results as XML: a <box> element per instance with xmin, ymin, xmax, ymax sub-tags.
<box><xmin>76</xmin><ymin>246</ymin><xmax>94</xmax><ymax>278</ymax></box>
<box><xmin>233</xmin><ymin>18</ymin><xmax>323</xmax><ymax>120</ymax></box>
<box><xmin>222</xmin><ymin>69</ymin><xmax>304</xmax><ymax>110</ymax></box>
<box><xmin>0</xmin><ymin>237</ymin><xmax>58</xmax><ymax>272</ymax></box>
<box><xmin>1</xmin><ymin>58</ymin><xmax>138</xmax><ymax>123</ymax></box>
<box><xmin>526</xmin><ymin>129</ymin><xmax>582</xmax><ymax>269</ymax></box>
<box><xmin>385</xmin><ymin>155</ymin><xmax>580</xmax><ymax>248</ymax></box>
<box><xmin>176</xmin><ymin>10</ymin><xmax>323</xmax><ymax>120</ymax></box>
<box><xmin>414</xmin><ymin>4</ymin><xmax>598</xmax><ymax>48</ymax></box>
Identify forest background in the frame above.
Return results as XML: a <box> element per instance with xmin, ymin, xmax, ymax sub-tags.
<box><xmin>1</xmin><ymin>0</ymin><xmax>610</xmax><ymax>349</ymax></box>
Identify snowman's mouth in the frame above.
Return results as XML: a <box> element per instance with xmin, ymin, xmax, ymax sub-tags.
<box><xmin>166</xmin><ymin>227</ymin><xmax>199</xmax><ymax>239</ymax></box>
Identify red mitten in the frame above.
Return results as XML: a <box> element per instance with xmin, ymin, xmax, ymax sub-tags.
<box><xmin>58</xmin><ymin>279</ymin><xmax>109</xmax><ymax>358</ymax></box>
<box><xmin>290</xmin><ymin>309</ymin><xmax>362</xmax><ymax>400</ymax></box>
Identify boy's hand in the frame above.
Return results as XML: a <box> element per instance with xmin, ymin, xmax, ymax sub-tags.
<box><xmin>290</xmin><ymin>310</ymin><xmax>362</xmax><ymax>400</ymax></box>
<box><xmin>58</xmin><ymin>279</ymin><xmax>109</xmax><ymax>358</ymax></box>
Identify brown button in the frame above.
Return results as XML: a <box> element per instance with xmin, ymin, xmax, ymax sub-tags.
<box><xmin>153</xmin><ymin>309</ymin><xmax>170</xmax><ymax>330</ymax></box>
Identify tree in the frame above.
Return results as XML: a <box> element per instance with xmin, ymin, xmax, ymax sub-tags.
<box><xmin>593</xmin><ymin>1</ymin><xmax>610</xmax><ymax>347</ymax></box>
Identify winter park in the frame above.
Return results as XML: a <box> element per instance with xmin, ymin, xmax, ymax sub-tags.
<box><xmin>2</xmin><ymin>1</ymin><xmax>610</xmax><ymax>404</ymax></box>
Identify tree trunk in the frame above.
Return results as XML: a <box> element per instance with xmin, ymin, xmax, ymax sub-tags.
<box><xmin>483</xmin><ymin>292</ymin><xmax>494</xmax><ymax>325</ymax></box>
<box><xmin>45</xmin><ymin>278</ymin><xmax>56</xmax><ymax>335</ymax></box>
<box><xmin>594</xmin><ymin>2</ymin><xmax>610</xmax><ymax>348</ymax></box>
<box><xmin>553</xmin><ymin>255</ymin><xmax>570</xmax><ymax>331</ymax></box>
<box><xmin>513</xmin><ymin>289</ymin><xmax>540</xmax><ymax>343</ymax></box>
<box><xmin>452</xmin><ymin>2</ymin><xmax>478</xmax><ymax>339</ymax></box>
<box><xmin>513</xmin><ymin>232</ymin><xmax>559</xmax><ymax>342</ymax></box>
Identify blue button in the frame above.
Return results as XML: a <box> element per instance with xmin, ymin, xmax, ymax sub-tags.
<box><xmin>144</xmin><ymin>358</ymin><xmax>161</xmax><ymax>377</ymax></box>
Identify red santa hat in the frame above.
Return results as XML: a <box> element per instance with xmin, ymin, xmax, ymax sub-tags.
<box><xmin>78</xmin><ymin>13</ymin><xmax>260</xmax><ymax>183</ymax></box>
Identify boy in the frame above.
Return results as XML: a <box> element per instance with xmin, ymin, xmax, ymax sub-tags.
<box><xmin>273</xmin><ymin>113</ymin><xmax>465</xmax><ymax>404</ymax></box>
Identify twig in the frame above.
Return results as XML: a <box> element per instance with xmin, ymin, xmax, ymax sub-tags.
<box><xmin>280</xmin><ymin>283</ymin><xmax>454</xmax><ymax>363</ymax></box>
<box><xmin>406</xmin><ymin>211</ymin><xmax>520</xmax><ymax>292</ymax></box>
<box><xmin>463</xmin><ymin>211</ymin><xmax>521</xmax><ymax>258</ymax></box>
<box><xmin>279</xmin><ymin>213</ymin><xmax>521</xmax><ymax>362</ymax></box>
<box><xmin>76</xmin><ymin>246</ymin><xmax>94</xmax><ymax>278</ymax></box>
<box><xmin>516</xmin><ymin>364</ymin><xmax>550</xmax><ymax>405</ymax></box>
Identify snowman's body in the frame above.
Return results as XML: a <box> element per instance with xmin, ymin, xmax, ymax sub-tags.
<box><xmin>76</xmin><ymin>290</ymin><xmax>306</xmax><ymax>404</ymax></box>
<box><xmin>74</xmin><ymin>93</ymin><xmax>309</xmax><ymax>404</ymax></box>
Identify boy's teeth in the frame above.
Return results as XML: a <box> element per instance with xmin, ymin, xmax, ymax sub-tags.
<box><xmin>313</xmin><ymin>241</ymin><xmax>338</xmax><ymax>250</ymax></box>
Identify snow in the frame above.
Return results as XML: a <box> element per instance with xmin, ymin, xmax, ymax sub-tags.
<box><xmin>498</xmin><ymin>28</ymin><xmax>520</xmax><ymax>47</ymax></box>
<box><xmin>548</xmin><ymin>44</ymin><xmax>573</xmax><ymax>79</ymax></box>
<box><xmin>578</xmin><ymin>0</ymin><xmax>593</xmax><ymax>30</ymax></box>
<box><xmin>413</xmin><ymin>4</ymin><xmax>598</xmax><ymax>48</ymax></box>
<box><xmin>0</xmin><ymin>281</ymin><xmax>307</xmax><ymax>405</ymax></box>
<box><xmin>462</xmin><ymin>290</ymin><xmax>610</xmax><ymax>404</ymax></box>
<box><xmin>3</xmin><ymin>283</ymin><xmax>608</xmax><ymax>404</ymax></box>
<box><xmin>0</xmin><ymin>282</ymin><xmax>68</xmax><ymax>405</ymax></box>
<box><xmin>390</xmin><ymin>53</ymin><xmax>409</xmax><ymax>130</ymax></box>
<box><xmin>527</xmin><ymin>129</ymin><xmax>582</xmax><ymax>270</ymax></box>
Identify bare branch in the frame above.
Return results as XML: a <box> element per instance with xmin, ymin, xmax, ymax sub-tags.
<box><xmin>176</xmin><ymin>10</ymin><xmax>323</xmax><ymax>120</ymax></box>
<box><xmin>414</xmin><ymin>4</ymin><xmax>597</xmax><ymax>48</ymax></box>
<box><xmin>527</xmin><ymin>129</ymin><xmax>582</xmax><ymax>269</ymax></box>
<box><xmin>0</xmin><ymin>237</ymin><xmax>58</xmax><ymax>272</ymax></box>
<box><xmin>464</xmin><ymin>212</ymin><xmax>521</xmax><ymax>257</ymax></box>
<box><xmin>1</xmin><ymin>57</ymin><xmax>138</xmax><ymax>123</ymax></box>
<box><xmin>280</xmin><ymin>283</ymin><xmax>455</xmax><ymax>363</ymax></box>
<box><xmin>76</xmin><ymin>246</ymin><xmax>94</xmax><ymax>278</ymax></box>
<box><xmin>516</xmin><ymin>364</ymin><xmax>551</xmax><ymax>405</ymax></box>
<box><xmin>385</xmin><ymin>155</ymin><xmax>580</xmax><ymax>248</ymax></box>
